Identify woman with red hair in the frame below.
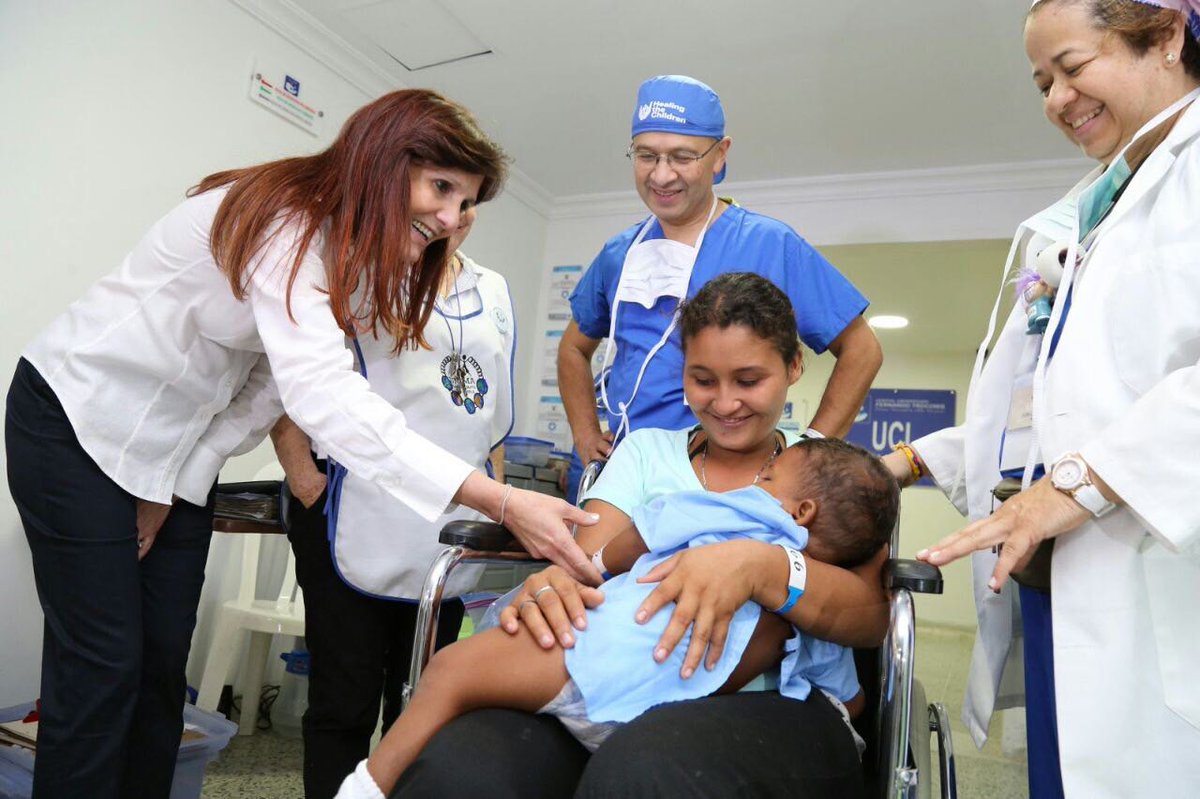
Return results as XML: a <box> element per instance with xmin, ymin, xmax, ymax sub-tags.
<box><xmin>4</xmin><ymin>89</ymin><xmax>599</xmax><ymax>799</ymax></box>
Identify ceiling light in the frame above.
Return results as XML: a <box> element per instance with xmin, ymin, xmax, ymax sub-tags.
<box><xmin>868</xmin><ymin>315</ymin><xmax>909</xmax><ymax>330</ymax></box>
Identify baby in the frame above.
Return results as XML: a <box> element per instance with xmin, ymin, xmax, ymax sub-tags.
<box><xmin>337</xmin><ymin>438</ymin><xmax>899</xmax><ymax>798</ymax></box>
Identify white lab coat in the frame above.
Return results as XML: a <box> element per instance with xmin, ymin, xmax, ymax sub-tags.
<box><xmin>330</xmin><ymin>256</ymin><xmax>516</xmax><ymax>599</ymax></box>
<box><xmin>915</xmin><ymin>99</ymin><xmax>1200</xmax><ymax>797</ymax></box>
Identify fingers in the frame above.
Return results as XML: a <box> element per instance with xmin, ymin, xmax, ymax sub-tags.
<box><xmin>503</xmin><ymin>567</ymin><xmax>604</xmax><ymax>647</ymax></box>
<box><xmin>552</xmin><ymin>533</ymin><xmax>604</xmax><ymax>586</ymax></box>
<box><xmin>652</xmin><ymin>589</ymin><xmax>696</xmax><ymax>667</ymax></box>
<box><xmin>680</xmin><ymin>604</ymin><xmax>716</xmax><ymax>679</ymax></box>
<box><xmin>989</xmin><ymin>534</ymin><xmax>1033</xmax><ymax>593</ymax></box>
<box><xmin>137</xmin><ymin>534</ymin><xmax>156</xmax><ymax>561</ymax></box>
<box><xmin>595</xmin><ymin>435</ymin><xmax>613</xmax><ymax>458</ymax></box>
<box><xmin>918</xmin><ymin>516</ymin><xmax>1003</xmax><ymax>566</ymax></box>
<box><xmin>499</xmin><ymin>602</ymin><xmax>521</xmax><ymax>634</ymax></box>
<box><xmin>635</xmin><ymin>552</ymin><xmax>680</xmax><ymax>586</ymax></box>
<box><xmin>563</xmin><ymin>502</ymin><xmax>601</xmax><ymax>529</ymax></box>
<box><xmin>705</xmin><ymin>617</ymin><xmax>730</xmax><ymax>672</ymax></box>
<box><xmin>517</xmin><ymin>596</ymin><xmax>559</xmax><ymax>648</ymax></box>
<box><xmin>634</xmin><ymin>562</ymin><xmax>681</xmax><ymax>624</ymax></box>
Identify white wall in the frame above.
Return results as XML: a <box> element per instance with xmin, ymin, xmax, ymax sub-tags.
<box><xmin>0</xmin><ymin>0</ymin><xmax>550</xmax><ymax>707</ymax></box>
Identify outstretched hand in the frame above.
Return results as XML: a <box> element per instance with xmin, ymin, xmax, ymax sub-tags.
<box><xmin>502</xmin><ymin>487</ymin><xmax>604</xmax><ymax>585</ymax></box>
<box><xmin>917</xmin><ymin>477</ymin><xmax>1091</xmax><ymax>591</ymax></box>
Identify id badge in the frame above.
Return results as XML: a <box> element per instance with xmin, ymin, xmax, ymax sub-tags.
<box><xmin>999</xmin><ymin>373</ymin><xmax>1034</xmax><ymax>474</ymax></box>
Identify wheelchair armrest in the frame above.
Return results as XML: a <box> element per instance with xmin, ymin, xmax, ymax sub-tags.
<box><xmin>438</xmin><ymin>520</ymin><xmax>522</xmax><ymax>552</ymax></box>
<box><xmin>886</xmin><ymin>559</ymin><xmax>943</xmax><ymax>594</ymax></box>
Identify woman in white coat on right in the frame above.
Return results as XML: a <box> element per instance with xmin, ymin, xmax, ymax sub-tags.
<box><xmin>884</xmin><ymin>1</ymin><xmax>1200</xmax><ymax>796</ymax></box>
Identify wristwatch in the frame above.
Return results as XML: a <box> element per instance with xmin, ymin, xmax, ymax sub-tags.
<box><xmin>1049</xmin><ymin>453</ymin><xmax>1115</xmax><ymax>517</ymax></box>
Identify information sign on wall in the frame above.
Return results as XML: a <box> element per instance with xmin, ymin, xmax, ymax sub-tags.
<box><xmin>535</xmin><ymin>265</ymin><xmax>584</xmax><ymax>454</ymax></box>
<box><xmin>248</xmin><ymin>59</ymin><xmax>325</xmax><ymax>137</ymax></box>
<box><xmin>845</xmin><ymin>389</ymin><xmax>956</xmax><ymax>487</ymax></box>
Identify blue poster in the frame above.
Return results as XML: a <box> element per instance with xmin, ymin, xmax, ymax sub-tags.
<box><xmin>846</xmin><ymin>389</ymin><xmax>956</xmax><ymax>487</ymax></box>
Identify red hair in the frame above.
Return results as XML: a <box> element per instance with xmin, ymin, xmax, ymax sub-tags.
<box><xmin>190</xmin><ymin>89</ymin><xmax>508</xmax><ymax>350</ymax></box>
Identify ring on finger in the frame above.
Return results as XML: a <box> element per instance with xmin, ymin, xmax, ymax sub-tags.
<box><xmin>533</xmin><ymin>585</ymin><xmax>555</xmax><ymax>602</ymax></box>
<box><xmin>518</xmin><ymin>599</ymin><xmax>538</xmax><ymax>611</ymax></box>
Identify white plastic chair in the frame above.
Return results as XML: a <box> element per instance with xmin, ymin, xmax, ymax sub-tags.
<box><xmin>195</xmin><ymin>473</ymin><xmax>306</xmax><ymax>736</ymax></box>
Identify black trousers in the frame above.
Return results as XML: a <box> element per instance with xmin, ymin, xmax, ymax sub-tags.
<box><xmin>5</xmin><ymin>359</ymin><xmax>213</xmax><ymax>799</ymax></box>
<box><xmin>394</xmin><ymin>690</ymin><xmax>866</xmax><ymax>799</ymax></box>
<box><xmin>288</xmin><ymin>492</ymin><xmax>464</xmax><ymax>799</ymax></box>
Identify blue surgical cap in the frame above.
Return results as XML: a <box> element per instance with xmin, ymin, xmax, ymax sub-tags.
<box><xmin>631</xmin><ymin>75</ymin><xmax>727</xmax><ymax>183</ymax></box>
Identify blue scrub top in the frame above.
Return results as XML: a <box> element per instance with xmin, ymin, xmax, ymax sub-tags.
<box><xmin>570</xmin><ymin>204</ymin><xmax>869</xmax><ymax>434</ymax></box>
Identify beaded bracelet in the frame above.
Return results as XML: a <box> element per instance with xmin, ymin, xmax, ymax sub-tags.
<box><xmin>894</xmin><ymin>443</ymin><xmax>926</xmax><ymax>482</ymax></box>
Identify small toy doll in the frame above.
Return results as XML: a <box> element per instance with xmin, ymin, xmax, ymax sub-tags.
<box><xmin>1017</xmin><ymin>241</ymin><xmax>1067</xmax><ymax>335</ymax></box>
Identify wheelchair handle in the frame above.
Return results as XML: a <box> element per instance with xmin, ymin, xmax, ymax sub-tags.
<box><xmin>885</xmin><ymin>559</ymin><xmax>943</xmax><ymax>595</ymax></box>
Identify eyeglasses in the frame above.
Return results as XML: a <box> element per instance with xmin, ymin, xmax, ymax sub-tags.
<box><xmin>626</xmin><ymin>138</ymin><xmax>723</xmax><ymax>170</ymax></box>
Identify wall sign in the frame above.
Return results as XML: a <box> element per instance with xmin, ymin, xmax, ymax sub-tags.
<box><xmin>846</xmin><ymin>388</ymin><xmax>956</xmax><ymax>487</ymax></box>
<box><xmin>248</xmin><ymin>59</ymin><xmax>324</xmax><ymax>137</ymax></box>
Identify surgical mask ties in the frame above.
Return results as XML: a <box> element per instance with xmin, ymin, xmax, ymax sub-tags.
<box><xmin>600</xmin><ymin>196</ymin><xmax>721</xmax><ymax>446</ymax></box>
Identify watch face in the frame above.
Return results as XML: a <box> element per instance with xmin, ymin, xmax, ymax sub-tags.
<box><xmin>1052</xmin><ymin>457</ymin><xmax>1084</xmax><ymax>489</ymax></box>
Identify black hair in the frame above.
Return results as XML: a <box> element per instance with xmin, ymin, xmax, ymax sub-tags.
<box><xmin>678</xmin><ymin>272</ymin><xmax>801</xmax><ymax>366</ymax></box>
<box><xmin>786</xmin><ymin>438</ymin><xmax>899</xmax><ymax>568</ymax></box>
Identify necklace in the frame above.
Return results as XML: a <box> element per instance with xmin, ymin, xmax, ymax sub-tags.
<box><xmin>439</xmin><ymin>257</ymin><xmax>467</xmax><ymax>393</ymax></box>
<box><xmin>698</xmin><ymin>433</ymin><xmax>782</xmax><ymax>491</ymax></box>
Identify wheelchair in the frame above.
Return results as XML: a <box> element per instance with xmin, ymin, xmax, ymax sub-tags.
<box><xmin>401</xmin><ymin>461</ymin><xmax>959</xmax><ymax>799</ymax></box>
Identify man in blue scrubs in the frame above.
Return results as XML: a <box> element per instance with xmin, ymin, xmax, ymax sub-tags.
<box><xmin>559</xmin><ymin>75</ymin><xmax>882</xmax><ymax>501</ymax></box>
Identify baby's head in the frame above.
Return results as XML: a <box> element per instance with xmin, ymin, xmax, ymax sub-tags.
<box><xmin>759</xmin><ymin>438</ymin><xmax>899</xmax><ymax>568</ymax></box>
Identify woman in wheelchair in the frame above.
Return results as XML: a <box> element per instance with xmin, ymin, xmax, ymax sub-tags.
<box><xmin>390</xmin><ymin>272</ymin><xmax>892</xmax><ymax>798</ymax></box>
<box><xmin>338</xmin><ymin>436</ymin><xmax>898</xmax><ymax>798</ymax></box>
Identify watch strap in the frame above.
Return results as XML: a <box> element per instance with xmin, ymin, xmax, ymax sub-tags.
<box><xmin>1070</xmin><ymin>481</ymin><xmax>1116</xmax><ymax>517</ymax></box>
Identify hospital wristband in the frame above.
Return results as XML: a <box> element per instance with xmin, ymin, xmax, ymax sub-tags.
<box><xmin>894</xmin><ymin>443</ymin><xmax>926</xmax><ymax>482</ymax></box>
<box><xmin>773</xmin><ymin>545</ymin><xmax>807</xmax><ymax>614</ymax></box>
<box><xmin>591</xmin><ymin>547</ymin><xmax>612</xmax><ymax>581</ymax></box>
<box><xmin>800</xmin><ymin>427</ymin><xmax>825</xmax><ymax>440</ymax></box>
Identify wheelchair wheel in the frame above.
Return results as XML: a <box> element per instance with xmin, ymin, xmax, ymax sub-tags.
<box><xmin>908</xmin><ymin>677</ymin><xmax>932</xmax><ymax>799</ymax></box>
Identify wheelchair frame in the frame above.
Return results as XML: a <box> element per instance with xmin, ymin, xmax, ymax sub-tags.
<box><xmin>399</xmin><ymin>459</ymin><xmax>958</xmax><ymax>799</ymax></box>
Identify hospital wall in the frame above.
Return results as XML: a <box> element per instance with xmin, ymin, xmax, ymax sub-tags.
<box><xmin>0</xmin><ymin>0</ymin><xmax>549</xmax><ymax>707</ymax></box>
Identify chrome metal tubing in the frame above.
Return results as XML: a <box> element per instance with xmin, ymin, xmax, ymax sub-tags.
<box><xmin>930</xmin><ymin>702</ymin><xmax>957</xmax><ymax>799</ymax></box>
<box><xmin>403</xmin><ymin>544</ymin><xmax>467</xmax><ymax>709</ymax></box>
<box><xmin>878</xmin><ymin>588</ymin><xmax>918</xmax><ymax>799</ymax></box>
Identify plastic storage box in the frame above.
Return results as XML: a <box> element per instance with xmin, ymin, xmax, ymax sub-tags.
<box><xmin>172</xmin><ymin>703</ymin><xmax>238</xmax><ymax>798</ymax></box>
<box><xmin>0</xmin><ymin>703</ymin><xmax>236</xmax><ymax>799</ymax></box>
<box><xmin>504</xmin><ymin>436</ymin><xmax>554</xmax><ymax>467</ymax></box>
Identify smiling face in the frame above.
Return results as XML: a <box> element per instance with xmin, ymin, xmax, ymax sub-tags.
<box><xmin>631</xmin><ymin>131</ymin><xmax>729</xmax><ymax>234</ymax></box>
<box><xmin>406</xmin><ymin>164</ymin><xmax>484</xmax><ymax>264</ymax></box>
<box><xmin>683</xmin><ymin>322</ymin><xmax>801</xmax><ymax>455</ymax></box>
<box><xmin>1025</xmin><ymin>2</ymin><xmax>1183</xmax><ymax>165</ymax></box>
